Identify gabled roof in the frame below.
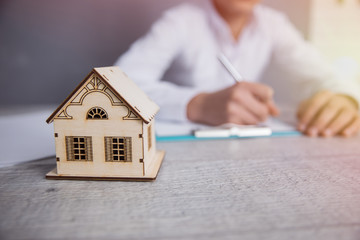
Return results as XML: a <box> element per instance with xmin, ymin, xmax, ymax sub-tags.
<box><xmin>46</xmin><ymin>66</ymin><xmax>159</xmax><ymax>124</ymax></box>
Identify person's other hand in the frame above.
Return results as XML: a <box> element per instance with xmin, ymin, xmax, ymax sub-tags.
<box><xmin>297</xmin><ymin>90</ymin><xmax>360</xmax><ymax>137</ymax></box>
<box><xmin>187</xmin><ymin>82</ymin><xmax>279</xmax><ymax>126</ymax></box>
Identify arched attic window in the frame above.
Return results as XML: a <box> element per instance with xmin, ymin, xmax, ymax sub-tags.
<box><xmin>87</xmin><ymin>107</ymin><xmax>108</xmax><ymax>119</ymax></box>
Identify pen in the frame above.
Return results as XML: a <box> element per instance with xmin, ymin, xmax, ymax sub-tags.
<box><xmin>217</xmin><ymin>52</ymin><xmax>244</xmax><ymax>83</ymax></box>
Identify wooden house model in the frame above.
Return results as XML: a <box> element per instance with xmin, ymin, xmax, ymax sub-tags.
<box><xmin>46</xmin><ymin>66</ymin><xmax>165</xmax><ymax>180</ymax></box>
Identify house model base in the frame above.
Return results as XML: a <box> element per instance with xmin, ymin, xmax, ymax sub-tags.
<box><xmin>46</xmin><ymin>150</ymin><xmax>165</xmax><ymax>181</ymax></box>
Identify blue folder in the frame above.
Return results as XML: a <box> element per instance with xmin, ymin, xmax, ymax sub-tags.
<box><xmin>156</xmin><ymin>130</ymin><xmax>302</xmax><ymax>142</ymax></box>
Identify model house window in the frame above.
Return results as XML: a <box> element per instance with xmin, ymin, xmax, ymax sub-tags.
<box><xmin>104</xmin><ymin>137</ymin><xmax>132</xmax><ymax>162</ymax></box>
<box><xmin>148</xmin><ymin>125</ymin><xmax>152</xmax><ymax>150</ymax></box>
<box><xmin>65</xmin><ymin>136</ymin><xmax>93</xmax><ymax>161</ymax></box>
<box><xmin>87</xmin><ymin>107</ymin><xmax>108</xmax><ymax>119</ymax></box>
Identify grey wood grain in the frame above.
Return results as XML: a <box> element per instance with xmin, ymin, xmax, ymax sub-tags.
<box><xmin>1</xmin><ymin>136</ymin><xmax>360</xmax><ymax>240</ymax></box>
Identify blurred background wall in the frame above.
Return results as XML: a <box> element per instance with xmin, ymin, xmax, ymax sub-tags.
<box><xmin>1</xmin><ymin>0</ymin><xmax>358</xmax><ymax>107</ymax></box>
<box><xmin>309</xmin><ymin>0</ymin><xmax>360</xmax><ymax>81</ymax></box>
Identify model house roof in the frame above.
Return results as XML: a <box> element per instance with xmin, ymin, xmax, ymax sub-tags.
<box><xmin>46</xmin><ymin>66</ymin><xmax>160</xmax><ymax>124</ymax></box>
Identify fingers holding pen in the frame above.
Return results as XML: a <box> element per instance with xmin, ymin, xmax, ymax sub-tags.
<box><xmin>232</xmin><ymin>82</ymin><xmax>278</xmax><ymax>122</ymax></box>
<box><xmin>225</xmin><ymin>102</ymin><xmax>260</xmax><ymax>125</ymax></box>
<box><xmin>239</xmin><ymin>82</ymin><xmax>279</xmax><ymax>116</ymax></box>
<box><xmin>231</xmin><ymin>86</ymin><xmax>269</xmax><ymax>122</ymax></box>
<box><xmin>217</xmin><ymin>54</ymin><xmax>278</xmax><ymax>124</ymax></box>
<box><xmin>239</xmin><ymin>82</ymin><xmax>274</xmax><ymax>102</ymax></box>
<box><xmin>186</xmin><ymin>81</ymin><xmax>279</xmax><ymax>126</ymax></box>
<box><xmin>267</xmin><ymin>100</ymin><xmax>280</xmax><ymax>116</ymax></box>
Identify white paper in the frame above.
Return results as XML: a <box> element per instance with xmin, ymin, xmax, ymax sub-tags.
<box><xmin>156</xmin><ymin>118</ymin><xmax>296</xmax><ymax>137</ymax></box>
<box><xmin>194</xmin><ymin>124</ymin><xmax>272</xmax><ymax>138</ymax></box>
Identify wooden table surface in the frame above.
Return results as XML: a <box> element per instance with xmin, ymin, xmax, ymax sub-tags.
<box><xmin>1</xmin><ymin>135</ymin><xmax>360</xmax><ymax>240</ymax></box>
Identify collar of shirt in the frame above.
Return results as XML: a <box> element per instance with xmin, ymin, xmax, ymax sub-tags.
<box><xmin>202</xmin><ymin>0</ymin><xmax>259</xmax><ymax>53</ymax></box>
<box><xmin>200</xmin><ymin>0</ymin><xmax>267</xmax><ymax>81</ymax></box>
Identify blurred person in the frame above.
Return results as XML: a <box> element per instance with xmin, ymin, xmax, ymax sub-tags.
<box><xmin>115</xmin><ymin>0</ymin><xmax>360</xmax><ymax>137</ymax></box>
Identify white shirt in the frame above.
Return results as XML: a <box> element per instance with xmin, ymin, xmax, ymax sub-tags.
<box><xmin>115</xmin><ymin>0</ymin><xmax>360</xmax><ymax>122</ymax></box>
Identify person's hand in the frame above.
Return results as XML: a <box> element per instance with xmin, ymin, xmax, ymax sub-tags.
<box><xmin>187</xmin><ymin>82</ymin><xmax>279</xmax><ymax>126</ymax></box>
<box><xmin>297</xmin><ymin>90</ymin><xmax>360</xmax><ymax>137</ymax></box>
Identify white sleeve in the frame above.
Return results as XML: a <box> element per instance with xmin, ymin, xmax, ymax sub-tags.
<box><xmin>271</xmin><ymin>15</ymin><xmax>360</xmax><ymax>105</ymax></box>
<box><xmin>114</xmin><ymin>9</ymin><xmax>201</xmax><ymax>122</ymax></box>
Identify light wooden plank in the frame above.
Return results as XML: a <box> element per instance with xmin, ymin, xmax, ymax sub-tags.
<box><xmin>1</xmin><ymin>136</ymin><xmax>360</xmax><ymax>239</ymax></box>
